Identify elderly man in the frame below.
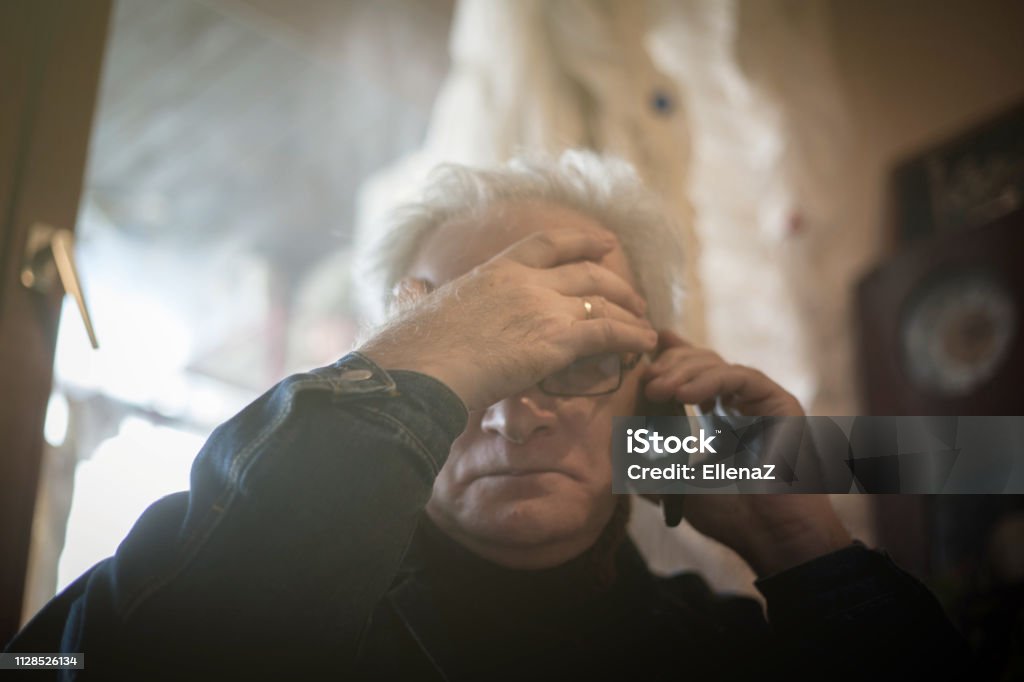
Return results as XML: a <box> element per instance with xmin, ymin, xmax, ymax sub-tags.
<box><xmin>9</xmin><ymin>152</ymin><xmax>966</xmax><ymax>680</ymax></box>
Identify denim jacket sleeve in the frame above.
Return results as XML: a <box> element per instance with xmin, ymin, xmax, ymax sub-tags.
<box><xmin>6</xmin><ymin>352</ymin><xmax>467</xmax><ymax>678</ymax></box>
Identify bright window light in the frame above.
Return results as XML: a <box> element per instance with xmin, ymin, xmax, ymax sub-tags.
<box><xmin>56</xmin><ymin>417</ymin><xmax>203</xmax><ymax>592</ymax></box>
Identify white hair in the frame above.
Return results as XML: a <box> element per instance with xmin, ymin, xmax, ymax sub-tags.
<box><xmin>355</xmin><ymin>150</ymin><xmax>686</xmax><ymax>331</ymax></box>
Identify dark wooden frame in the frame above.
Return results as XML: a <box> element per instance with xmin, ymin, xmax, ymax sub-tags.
<box><xmin>0</xmin><ymin>0</ymin><xmax>111</xmax><ymax>645</ymax></box>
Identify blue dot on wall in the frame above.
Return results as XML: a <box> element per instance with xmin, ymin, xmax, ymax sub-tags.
<box><xmin>651</xmin><ymin>90</ymin><xmax>675</xmax><ymax>116</ymax></box>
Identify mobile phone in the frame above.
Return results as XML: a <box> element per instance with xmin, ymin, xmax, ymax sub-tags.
<box><xmin>655</xmin><ymin>399</ymin><xmax>738</xmax><ymax>527</ymax></box>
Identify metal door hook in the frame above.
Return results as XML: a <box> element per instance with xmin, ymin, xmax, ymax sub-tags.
<box><xmin>21</xmin><ymin>222</ymin><xmax>99</xmax><ymax>349</ymax></box>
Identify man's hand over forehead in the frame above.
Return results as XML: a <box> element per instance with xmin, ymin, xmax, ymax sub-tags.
<box><xmin>360</xmin><ymin>227</ymin><xmax>656</xmax><ymax>411</ymax></box>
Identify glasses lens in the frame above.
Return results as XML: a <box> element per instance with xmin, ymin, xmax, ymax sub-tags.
<box><xmin>539</xmin><ymin>353</ymin><xmax>622</xmax><ymax>396</ymax></box>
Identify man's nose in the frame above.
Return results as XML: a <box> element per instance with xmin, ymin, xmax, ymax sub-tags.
<box><xmin>480</xmin><ymin>388</ymin><xmax>557</xmax><ymax>444</ymax></box>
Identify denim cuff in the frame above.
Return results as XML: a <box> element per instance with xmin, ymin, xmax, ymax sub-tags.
<box><xmin>320</xmin><ymin>352</ymin><xmax>469</xmax><ymax>471</ymax></box>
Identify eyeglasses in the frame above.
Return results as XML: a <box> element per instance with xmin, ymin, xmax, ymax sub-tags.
<box><xmin>537</xmin><ymin>352</ymin><xmax>644</xmax><ymax>397</ymax></box>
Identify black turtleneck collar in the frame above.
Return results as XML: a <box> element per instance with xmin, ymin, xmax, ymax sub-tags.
<box><xmin>387</xmin><ymin>498</ymin><xmax>683</xmax><ymax>680</ymax></box>
<box><xmin>417</xmin><ymin>497</ymin><xmax>632</xmax><ymax>614</ymax></box>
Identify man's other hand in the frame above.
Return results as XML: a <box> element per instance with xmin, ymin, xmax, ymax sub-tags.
<box><xmin>642</xmin><ymin>330</ymin><xmax>850</xmax><ymax>576</ymax></box>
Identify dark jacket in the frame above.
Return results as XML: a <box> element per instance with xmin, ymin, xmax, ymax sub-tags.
<box><xmin>6</xmin><ymin>353</ymin><xmax>969</xmax><ymax>680</ymax></box>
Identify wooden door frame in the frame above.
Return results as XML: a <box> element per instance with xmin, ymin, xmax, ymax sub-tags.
<box><xmin>0</xmin><ymin>0</ymin><xmax>111</xmax><ymax>645</ymax></box>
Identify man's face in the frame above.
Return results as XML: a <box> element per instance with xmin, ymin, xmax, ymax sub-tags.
<box><xmin>407</xmin><ymin>202</ymin><xmax>645</xmax><ymax>569</ymax></box>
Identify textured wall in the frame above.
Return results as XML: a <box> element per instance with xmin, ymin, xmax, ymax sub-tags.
<box><xmin>633</xmin><ymin>0</ymin><xmax>1024</xmax><ymax>595</ymax></box>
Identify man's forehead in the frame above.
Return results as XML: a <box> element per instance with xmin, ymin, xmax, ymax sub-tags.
<box><xmin>409</xmin><ymin>202</ymin><xmax>634</xmax><ymax>285</ymax></box>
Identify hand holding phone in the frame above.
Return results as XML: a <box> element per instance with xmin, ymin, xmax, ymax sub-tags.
<box><xmin>638</xmin><ymin>331</ymin><xmax>848</xmax><ymax>574</ymax></box>
<box><xmin>641</xmin><ymin>330</ymin><xmax>804</xmax><ymax>418</ymax></box>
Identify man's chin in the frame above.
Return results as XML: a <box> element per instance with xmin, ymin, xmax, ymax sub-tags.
<box><xmin>452</xmin><ymin>484</ymin><xmax>604</xmax><ymax>550</ymax></box>
<box><xmin>474</xmin><ymin>499</ymin><xmax>581</xmax><ymax>544</ymax></box>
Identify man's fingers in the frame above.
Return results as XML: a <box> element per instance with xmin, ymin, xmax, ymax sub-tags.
<box><xmin>548</xmin><ymin>261</ymin><xmax>647</xmax><ymax>316</ymax></box>
<box><xmin>647</xmin><ymin>363</ymin><xmax>803</xmax><ymax>416</ymax></box>
<box><xmin>565</xmin><ymin>295</ymin><xmax>653</xmax><ymax>330</ymax></box>
<box><xmin>647</xmin><ymin>346</ymin><xmax>721</xmax><ymax>375</ymax></box>
<box><xmin>669</xmin><ymin>365</ymin><xmax>760</xmax><ymax>406</ymax></box>
<box><xmin>644</xmin><ymin>355</ymin><xmax>723</xmax><ymax>402</ymax></box>
<box><xmin>571</xmin><ymin>318</ymin><xmax>659</xmax><ymax>357</ymax></box>
<box><xmin>503</xmin><ymin>228</ymin><xmax>616</xmax><ymax>269</ymax></box>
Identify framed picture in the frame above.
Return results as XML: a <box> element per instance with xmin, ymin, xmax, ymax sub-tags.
<box><xmin>890</xmin><ymin>99</ymin><xmax>1024</xmax><ymax>245</ymax></box>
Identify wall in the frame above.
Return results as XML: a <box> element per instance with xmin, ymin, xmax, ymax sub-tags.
<box><xmin>634</xmin><ymin>0</ymin><xmax>1024</xmax><ymax>595</ymax></box>
<box><xmin>828</xmin><ymin>0</ymin><xmax>1024</xmax><ymax>267</ymax></box>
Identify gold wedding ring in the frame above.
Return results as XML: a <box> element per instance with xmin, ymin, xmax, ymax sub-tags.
<box><xmin>582</xmin><ymin>298</ymin><xmax>593</xmax><ymax>320</ymax></box>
